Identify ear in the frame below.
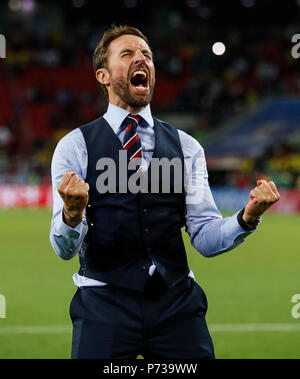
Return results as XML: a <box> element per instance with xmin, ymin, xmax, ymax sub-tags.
<box><xmin>96</xmin><ymin>68</ymin><xmax>110</xmax><ymax>86</ymax></box>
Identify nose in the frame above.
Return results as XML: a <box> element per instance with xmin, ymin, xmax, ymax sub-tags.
<box><xmin>133</xmin><ymin>49</ymin><xmax>146</xmax><ymax>64</ymax></box>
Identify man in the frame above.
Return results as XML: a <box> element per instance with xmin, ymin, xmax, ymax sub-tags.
<box><xmin>50</xmin><ymin>25</ymin><xmax>280</xmax><ymax>359</ymax></box>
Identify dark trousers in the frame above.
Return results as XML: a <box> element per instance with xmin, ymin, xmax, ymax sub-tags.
<box><xmin>70</xmin><ymin>272</ymin><xmax>215</xmax><ymax>359</ymax></box>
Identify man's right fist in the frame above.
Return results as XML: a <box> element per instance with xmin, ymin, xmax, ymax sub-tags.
<box><xmin>57</xmin><ymin>171</ymin><xmax>89</xmax><ymax>227</ymax></box>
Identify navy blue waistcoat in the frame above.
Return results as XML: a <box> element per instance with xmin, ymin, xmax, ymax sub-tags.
<box><xmin>79</xmin><ymin>116</ymin><xmax>189</xmax><ymax>291</ymax></box>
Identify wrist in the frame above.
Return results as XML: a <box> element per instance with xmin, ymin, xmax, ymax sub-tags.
<box><xmin>63</xmin><ymin>207</ymin><xmax>84</xmax><ymax>227</ymax></box>
<box><xmin>237</xmin><ymin>208</ymin><xmax>261</xmax><ymax>231</ymax></box>
<box><xmin>242</xmin><ymin>212</ymin><xmax>257</xmax><ymax>225</ymax></box>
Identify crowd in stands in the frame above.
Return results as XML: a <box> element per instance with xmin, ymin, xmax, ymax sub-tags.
<box><xmin>221</xmin><ymin>139</ymin><xmax>300</xmax><ymax>190</ymax></box>
<box><xmin>236</xmin><ymin>139</ymin><xmax>300</xmax><ymax>190</ymax></box>
<box><xmin>1</xmin><ymin>3</ymin><xmax>300</xmax><ymax>189</ymax></box>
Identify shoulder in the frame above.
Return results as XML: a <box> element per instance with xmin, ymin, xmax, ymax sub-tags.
<box><xmin>154</xmin><ymin>117</ymin><xmax>205</xmax><ymax>159</ymax></box>
<box><xmin>79</xmin><ymin>116</ymin><xmax>104</xmax><ymax>133</ymax></box>
<box><xmin>51</xmin><ymin>127</ymin><xmax>88</xmax><ymax>178</ymax></box>
<box><xmin>55</xmin><ymin>116</ymin><xmax>106</xmax><ymax>150</ymax></box>
<box><xmin>177</xmin><ymin>129</ymin><xmax>205</xmax><ymax>159</ymax></box>
<box><xmin>55</xmin><ymin>128</ymin><xmax>86</xmax><ymax>154</ymax></box>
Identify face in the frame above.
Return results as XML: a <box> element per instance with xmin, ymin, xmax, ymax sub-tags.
<box><xmin>96</xmin><ymin>34</ymin><xmax>155</xmax><ymax>113</ymax></box>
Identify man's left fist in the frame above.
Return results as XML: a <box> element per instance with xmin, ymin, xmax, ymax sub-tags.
<box><xmin>243</xmin><ymin>180</ymin><xmax>280</xmax><ymax>224</ymax></box>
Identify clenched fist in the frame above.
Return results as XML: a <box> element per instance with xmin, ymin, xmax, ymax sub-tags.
<box><xmin>243</xmin><ymin>180</ymin><xmax>280</xmax><ymax>224</ymax></box>
<box><xmin>57</xmin><ymin>171</ymin><xmax>89</xmax><ymax>227</ymax></box>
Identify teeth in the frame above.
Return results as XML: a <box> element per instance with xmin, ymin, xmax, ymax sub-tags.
<box><xmin>132</xmin><ymin>70</ymin><xmax>147</xmax><ymax>78</ymax></box>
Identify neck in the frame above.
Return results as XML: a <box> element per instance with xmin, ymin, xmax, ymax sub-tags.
<box><xmin>108</xmin><ymin>98</ymin><xmax>148</xmax><ymax>114</ymax></box>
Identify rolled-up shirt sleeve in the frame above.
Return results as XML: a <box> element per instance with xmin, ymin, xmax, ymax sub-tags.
<box><xmin>180</xmin><ymin>131</ymin><xmax>257</xmax><ymax>258</ymax></box>
<box><xmin>49</xmin><ymin>129</ymin><xmax>89</xmax><ymax>260</ymax></box>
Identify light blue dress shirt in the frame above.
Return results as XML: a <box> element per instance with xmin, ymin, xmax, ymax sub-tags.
<box><xmin>50</xmin><ymin>103</ymin><xmax>256</xmax><ymax>287</ymax></box>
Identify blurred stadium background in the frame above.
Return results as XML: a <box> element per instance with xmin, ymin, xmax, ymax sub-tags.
<box><xmin>0</xmin><ymin>0</ymin><xmax>299</xmax><ymax>359</ymax></box>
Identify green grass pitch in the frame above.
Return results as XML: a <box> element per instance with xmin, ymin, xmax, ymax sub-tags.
<box><xmin>0</xmin><ymin>209</ymin><xmax>299</xmax><ymax>359</ymax></box>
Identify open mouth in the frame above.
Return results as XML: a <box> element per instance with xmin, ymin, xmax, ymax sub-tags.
<box><xmin>130</xmin><ymin>70</ymin><xmax>149</xmax><ymax>91</ymax></box>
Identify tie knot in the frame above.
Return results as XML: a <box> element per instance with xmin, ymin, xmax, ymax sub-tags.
<box><xmin>125</xmin><ymin>114</ymin><xmax>142</xmax><ymax>129</ymax></box>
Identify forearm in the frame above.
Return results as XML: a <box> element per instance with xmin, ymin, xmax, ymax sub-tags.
<box><xmin>188</xmin><ymin>209</ymin><xmax>256</xmax><ymax>257</ymax></box>
<box><xmin>183</xmin><ymin>139</ymin><xmax>257</xmax><ymax>258</ymax></box>
<box><xmin>50</xmin><ymin>206</ymin><xmax>88</xmax><ymax>260</ymax></box>
<box><xmin>62</xmin><ymin>206</ymin><xmax>85</xmax><ymax>228</ymax></box>
<box><xmin>49</xmin><ymin>129</ymin><xmax>89</xmax><ymax>260</ymax></box>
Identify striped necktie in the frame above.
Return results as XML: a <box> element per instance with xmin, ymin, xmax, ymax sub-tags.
<box><xmin>123</xmin><ymin>114</ymin><xmax>142</xmax><ymax>165</ymax></box>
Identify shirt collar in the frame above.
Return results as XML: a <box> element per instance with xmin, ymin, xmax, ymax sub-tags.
<box><xmin>103</xmin><ymin>103</ymin><xmax>154</xmax><ymax>134</ymax></box>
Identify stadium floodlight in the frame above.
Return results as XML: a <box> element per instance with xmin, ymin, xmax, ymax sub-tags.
<box><xmin>212</xmin><ymin>42</ymin><xmax>226</xmax><ymax>56</ymax></box>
